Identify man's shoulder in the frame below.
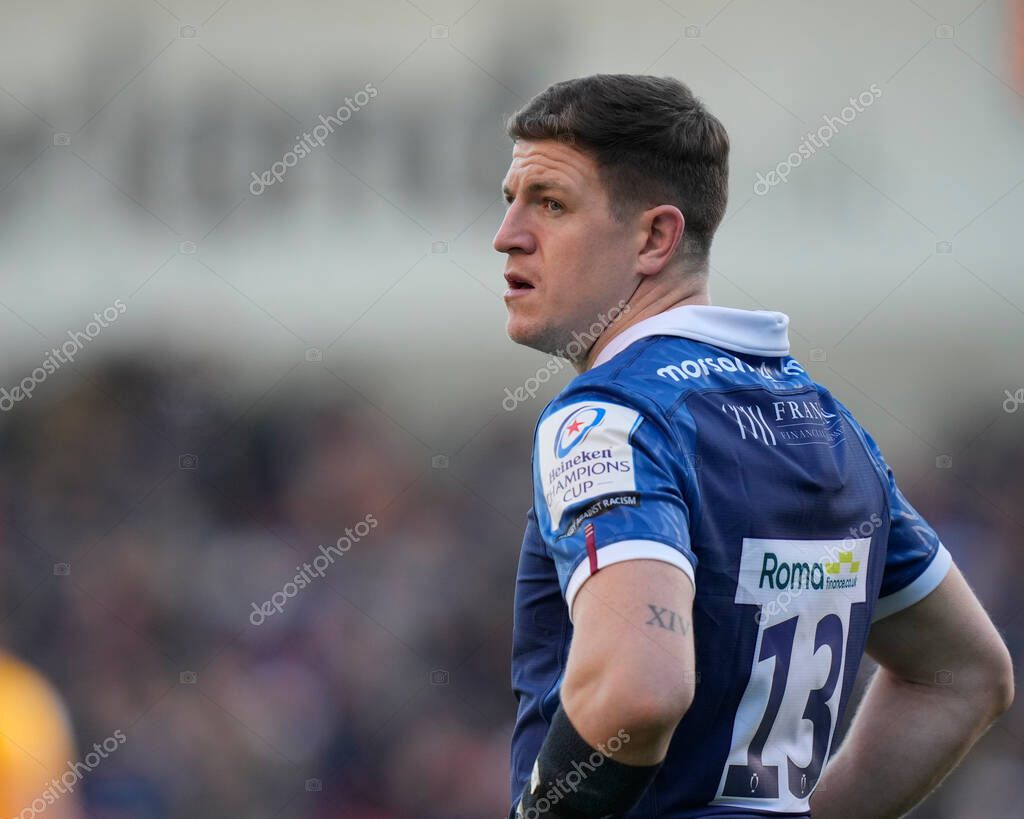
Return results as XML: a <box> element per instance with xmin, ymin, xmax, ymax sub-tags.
<box><xmin>546</xmin><ymin>335</ymin><xmax>814</xmax><ymax>419</ymax></box>
<box><xmin>528</xmin><ymin>337</ymin><xmax>727</xmax><ymax>462</ymax></box>
<box><xmin>532</xmin><ymin>342</ymin><xmax>672</xmax><ymax>443</ymax></box>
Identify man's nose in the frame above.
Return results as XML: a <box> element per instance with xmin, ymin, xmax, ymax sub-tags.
<box><xmin>493</xmin><ymin>206</ymin><xmax>535</xmax><ymax>255</ymax></box>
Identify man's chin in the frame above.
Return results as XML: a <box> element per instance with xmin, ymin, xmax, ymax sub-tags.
<box><xmin>507</xmin><ymin>317</ymin><xmax>551</xmax><ymax>353</ymax></box>
<box><xmin>506</xmin><ymin>317</ymin><xmax>572</xmax><ymax>359</ymax></box>
<box><xmin>506</xmin><ymin>326</ymin><xmax>539</xmax><ymax>352</ymax></box>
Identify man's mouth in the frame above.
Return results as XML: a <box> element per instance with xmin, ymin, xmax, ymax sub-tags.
<box><xmin>504</xmin><ymin>272</ymin><xmax>535</xmax><ymax>293</ymax></box>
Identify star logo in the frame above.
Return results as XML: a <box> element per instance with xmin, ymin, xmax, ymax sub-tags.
<box><xmin>554</xmin><ymin>406</ymin><xmax>606</xmax><ymax>457</ymax></box>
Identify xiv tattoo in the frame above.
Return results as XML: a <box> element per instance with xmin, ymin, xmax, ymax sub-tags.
<box><xmin>645</xmin><ymin>604</ymin><xmax>691</xmax><ymax>635</ymax></box>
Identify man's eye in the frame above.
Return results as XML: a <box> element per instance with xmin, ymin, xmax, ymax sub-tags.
<box><xmin>543</xmin><ymin>199</ymin><xmax>564</xmax><ymax>212</ymax></box>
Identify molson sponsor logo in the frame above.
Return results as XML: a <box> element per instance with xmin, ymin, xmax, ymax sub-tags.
<box><xmin>656</xmin><ymin>356</ymin><xmax>804</xmax><ymax>383</ymax></box>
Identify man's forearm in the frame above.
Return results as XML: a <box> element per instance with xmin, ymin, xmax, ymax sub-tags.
<box><xmin>514</xmin><ymin>703</ymin><xmax>664</xmax><ymax>818</ymax></box>
<box><xmin>812</xmin><ymin>667</ymin><xmax>1004</xmax><ymax>818</ymax></box>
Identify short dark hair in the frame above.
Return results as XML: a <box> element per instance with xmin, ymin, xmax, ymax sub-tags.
<box><xmin>506</xmin><ymin>74</ymin><xmax>729</xmax><ymax>263</ymax></box>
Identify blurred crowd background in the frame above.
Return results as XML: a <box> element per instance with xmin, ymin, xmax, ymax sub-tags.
<box><xmin>0</xmin><ymin>1</ymin><xmax>1022</xmax><ymax>817</ymax></box>
<box><xmin>0</xmin><ymin>362</ymin><xmax>1021</xmax><ymax>818</ymax></box>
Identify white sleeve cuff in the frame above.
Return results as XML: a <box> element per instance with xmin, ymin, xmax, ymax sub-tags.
<box><xmin>565</xmin><ymin>539</ymin><xmax>697</xmax><ymax>624</ymax></box>
<box><xmin>872</xmin><ymin>543</ymin><xmax>953</xmax><ymax>622</ymax></box>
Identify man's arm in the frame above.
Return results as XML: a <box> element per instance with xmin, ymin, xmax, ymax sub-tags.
<box><xmin>515</xmin><ymin>559</ymin><xmax>695</xmax><ymax>817</ymax></box>
<box><xmin>811</xmin><ymin>564</ymin><xmax>1014</xmax><ymax>818</ymax></box>
<box><xmin>562</xmin><ymin>558</ymin><xmax>696</xmax><ymax>764</ymax></box>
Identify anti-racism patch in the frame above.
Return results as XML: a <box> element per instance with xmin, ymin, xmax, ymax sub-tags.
<box><xmin>560</xmin><ymin>492</ymin><xmax>641</xmax><ymax>539</ymax></box>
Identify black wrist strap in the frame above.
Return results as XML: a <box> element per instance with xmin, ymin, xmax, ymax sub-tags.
<box><xmin>515</xmin><ymin>703</ymin><xmax>663</xmax><ymax>819</ymax></box>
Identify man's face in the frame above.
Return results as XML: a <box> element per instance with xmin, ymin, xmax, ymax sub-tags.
<box><xmin>494</xmin><ymin>139</ymin><xmax>639</xmax><ymax>357</ymax></box>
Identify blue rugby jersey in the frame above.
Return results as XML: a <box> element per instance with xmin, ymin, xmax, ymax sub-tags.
<box><xmin>509</xmin><ymin>305</ymin><xmax>952</xmax><ymax>818</ymax></box>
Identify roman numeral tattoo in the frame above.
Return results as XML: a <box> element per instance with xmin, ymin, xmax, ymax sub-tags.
<box><xmin>645</xmin><ymin>604</ymin><xmax>691</xmax><ymax>635</ymax></box>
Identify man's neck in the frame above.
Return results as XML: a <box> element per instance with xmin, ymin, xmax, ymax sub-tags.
<box><xmin>576</xmin><ymin>288</ymin><xmax>711</xmax><ymax>374</ymax></box>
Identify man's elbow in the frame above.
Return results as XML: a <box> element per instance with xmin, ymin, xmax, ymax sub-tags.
<box><xmin>983</xmin><ymin>643</ymin><xmax>1014</xmax><ymax>720</ymax></box>
<box><xmin>577</xmin><ymin>670</ymin><xmax>695</xmax><ymax>742</ymax></box>
<box><xmin>957</xmin><ymin>638</ymin><xmax>1015</xmax><ymax>724</ymax></box>
<box><xmin>622</xmin><ymin>684</ymin><xmax>694</xmax><ymax>738</ymax></box>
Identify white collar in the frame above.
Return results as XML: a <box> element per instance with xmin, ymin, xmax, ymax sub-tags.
<box><xmin>592</xmin><ymin>304</ymin><xmax>791</xmax><ymax>368</ymax></box>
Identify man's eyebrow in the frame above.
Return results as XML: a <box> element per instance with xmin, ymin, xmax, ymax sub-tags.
<box><xmin>501</xmin><ymin>180</ymin><xmax>568</xmax><ymax>200</ymax></box>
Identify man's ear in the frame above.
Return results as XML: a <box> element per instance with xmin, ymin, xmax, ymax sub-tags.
<box><xmin>637</xmin><ymin>205</ymin><xmax>685</xmax><ymax>277</ymax></box>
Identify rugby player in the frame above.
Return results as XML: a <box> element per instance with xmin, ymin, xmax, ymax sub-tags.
<box><xmin>0</xmin><ymin>651</ymin><xmax>81</xmax><ymax>818</ymax></box>
<box><xmin>495</xmin><ymin>74</ymin><xmax>1014</xmax><ymax>818</ymax></box>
